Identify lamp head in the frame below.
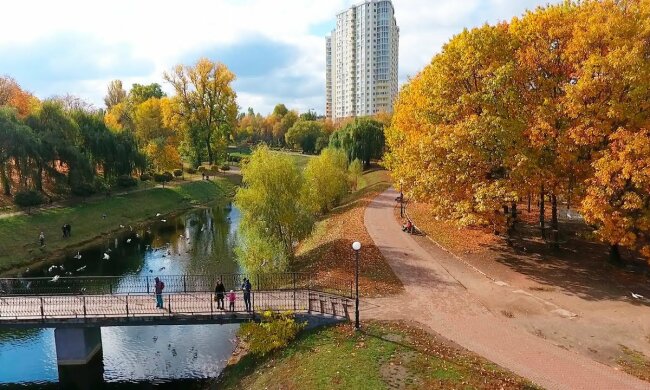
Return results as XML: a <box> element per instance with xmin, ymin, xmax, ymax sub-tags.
<box><xmin>352</xmin><ymin>241</ymin><xmax>361</xmax><ymax>251</ymax></box>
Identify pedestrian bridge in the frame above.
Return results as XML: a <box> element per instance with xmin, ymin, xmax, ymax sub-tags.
<box><xmin>0</xmin><ymin>273</ymin><xmax>353</xmax><ymax>368</ymax></box>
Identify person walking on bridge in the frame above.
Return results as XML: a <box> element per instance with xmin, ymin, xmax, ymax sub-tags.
<box><xmin>214</xmin><ymin>280</ymin><xmax>225</xmax><ymax>310</ymax></box>
<box><xmin>242</xmin><ymin>278</ymin><xmax>252</xmax><ymax>312</ymax></box>
<box><xmin>154</xmin><ymin>277</ymin><xmax>165</xmax><ymax>309</ymax></box>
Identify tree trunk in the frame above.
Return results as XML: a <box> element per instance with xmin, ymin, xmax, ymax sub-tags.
<box><xmin>0</xmin><ymin>162</ymin><xmax>10</xmax><ymax>196</ymax></box>
<box><xmin>551</xmin><ymin>194</ymin><xmax>559</xmax><ymax>249</ymax></box>
<box><xmin>609</xmin><ymin>244</ymin><xmax>622</xmax><ymax>264</ymax></box>
<box><xmin>205</xmin><ymin>138</ymin><xmax>214</xmax><ymax>165</ymax></box>
<box><xmin>527</xmin><ymin>193</ymin><xmax>531</xmax><ymax>213</ymax></box>
<box><xmin>35</xmin><ymin>164</ymin><xmax>43</xmax><ymax>192</ymax></box>
<box><xmin>539</xmin><ymin>184</ymin><xmax>546</xmax><ymax>238</ymax></box>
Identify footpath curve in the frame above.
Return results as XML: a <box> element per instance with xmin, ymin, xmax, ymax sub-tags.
<box><xmin>363</xmin><ymin>188</ymin><xmax>649</xmax><ymax>390</ymax></box>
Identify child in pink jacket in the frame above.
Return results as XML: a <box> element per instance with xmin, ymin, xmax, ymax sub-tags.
<box><xmin>228</xmin><ymin>290</ymin><xmax>236</xmax><ymax>312</ymax></box>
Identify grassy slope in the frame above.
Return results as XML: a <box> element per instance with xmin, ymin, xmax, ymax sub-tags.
<box><xmin>217</xmin><ymin>321</ymin><xmax>539</xmax><ymax>390</ymax></box>
<box><xmin>0</xmin><ymin>179</ymin><xmax>234</xmax><ymax>273</ymax></box>
<box><xmin>294</xmin><ymin>169</ymin><xmax>403</xmax><ymax>297</ymax></box>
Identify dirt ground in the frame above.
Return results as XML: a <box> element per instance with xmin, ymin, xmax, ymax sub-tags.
<box><xmin>405</xmin><ymin>200</ymin><xmax>650</xmax><ymax>377</ymax></box>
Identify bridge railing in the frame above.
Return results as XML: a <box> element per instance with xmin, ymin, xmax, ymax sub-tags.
<box><xmin>0</xmin><ymin>290</ymin><xmax>353</xmax><ymax>322</ymax></box>
<box><xmin>0</xmin><ymin>273</ymin><xmax>354</xmax><ymax>299</ymax></box>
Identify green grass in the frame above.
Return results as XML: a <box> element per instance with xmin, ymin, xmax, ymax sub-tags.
<box><xmin>357</xmin><ymin>169</ymin><xmax>392</xmax><ymax>191</ymax></box>
<box><xmin>0</xmin><ymin>179</ymin><xmax>235</xmax><ymax>273</ymax></box>
<box><xmin>217</xmin><ymin>321</ymin><xmax>538</xmax><ymax>389</ymax></box>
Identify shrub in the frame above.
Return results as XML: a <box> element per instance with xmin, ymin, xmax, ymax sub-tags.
<box><xmin>173</xmin><ymin>169</ymin><xmax>183</xmax><ymax>177</ymax></box>
<box><xmin>140</xmin><ymin>173</ymin><xmax>151</xmax><ymax>182</ymax></box>
<box><xmin>14</xmin><ymin>190</ymin><xmax>44</xmax><ymax>213</ymax></box>
<box><xmin>71</xmin><ymin>182</ymin><xmax>96</xmax><ymax>198</ymax></box>
<box><xmin>197</xmin><ymin>166</ymin><xmax>207</xmax><ymax>173</ymax></box>
<box><xmin>228</xmin><ymin>154</ymin><xmax>242</xmax><ymax>163</ymax></box>
<box><xmin>210</xmin><ymin>165</ymin><xmax>219</xmax><ymax>172</ymax></box>
<box><xmin>237</xmin><ymin>311</ymin><xmax>305</xmax><ymax>356</ymax></box>
<box><xmin>186</xmin><ymin>167</ymin><xmax>197</xmax><ymax>174</ymax></box>
<box><xmin>117</xmin><ymin>175</ymin><xmax>138</xmax><ymax>188</ymax></box>
<box><xmin>154</xmin><ymin>172</ymin><xmax>174</xmax><ymax>183</ymax></box>
<box><xmin>220</xmin><ymin>164</ymin><xmax>230</xmax><ymax>171</ymax></box>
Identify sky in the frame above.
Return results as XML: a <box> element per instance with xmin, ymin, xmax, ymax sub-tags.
<box><xmin>0</xmin><ymin>0</ymin><xmax>560</xmax><ymax>115</ymax></box>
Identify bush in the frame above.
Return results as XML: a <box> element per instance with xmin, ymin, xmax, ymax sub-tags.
<box><xmin>71</xmin><ymin>182</ymin><xmax>96</xmax><ymax>197</ymax></box>
<box><xmin>238</xmin><ymin>311</ymin><xmax>305</xmax><ymax>356</ymax></box>
<box><xmin>14</xmin><ymin>190</ymin><xmax>44</xmax><ymax>212</ymax></box>
<box><xmin>220</xmin><ymin>164</ymin><xmax>230</xmax><ymax>171</ymax></box>
<box><xmin>173</xmin><ymin>169</ymin><xmax>183</xmax><ymax>177</ymax></box>
<box><xmin>210</xmin><ymin>165</ymin><xmax>220</xmax><ymax>172</ymax></box>
<box><xmin>154</xmin><ymin>172</ymin><xmax>174</xmax><ymax>183</ymax></box>
<box><xmin>140</xmin><ymin>173</ymin><xmax>151</xmax><ymax>182</ymax></box>
<box><xmin>117</xmin><ymin>175</ymin><xmax>138</xmax><ymax>188</ymax></box>
<box><xmin>228</xmin><ymin>154</ymin><xmax>242</xmax><ymax>163</ymax></box>
<box><xmin>197</xmin><ymin>166</ymin><xmax>207</xmax><ymax>173</ymax></box>
<box><xmin>186</xmin><ymin>167</ymin><xmax>197</xmax><ymax>174</ymax></box>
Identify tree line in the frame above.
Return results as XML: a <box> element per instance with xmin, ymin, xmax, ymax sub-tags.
<box><xmin>385</xmin><ymin>0</ymin><xmax>650</xmax><ymax>262</ymax></box>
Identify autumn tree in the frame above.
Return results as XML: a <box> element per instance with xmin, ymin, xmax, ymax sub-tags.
<box><xmin>164</xmin><ymin>58</ymin><xmax>237</xmax><ymax>166</ymax></box>
<box><xmin>133</xmin><ymin>97</ymin><xmax>180</xmax><ymax>171</ymax></box>
<box><xmin>104</xmin><ymin>80</ymin><xmax>127</xmax><ymax>109</ymax></box>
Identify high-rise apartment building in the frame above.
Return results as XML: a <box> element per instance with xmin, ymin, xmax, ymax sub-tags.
<box><xmin>326</xmin><ymin>0</ymin><xmax>399</xmax><ymax>121</ymax></box>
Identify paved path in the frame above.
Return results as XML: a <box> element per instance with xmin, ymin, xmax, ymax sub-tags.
<box><xmin>363</xmin><ymin>188</ymin><xmax>649</xmax><ymax>390</ymax></box>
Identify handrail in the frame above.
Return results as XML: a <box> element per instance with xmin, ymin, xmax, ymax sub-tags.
<box><xmin>0</xmin><ymin>272</ymin><xmax>354</xmax><ymax>299</ymax></box>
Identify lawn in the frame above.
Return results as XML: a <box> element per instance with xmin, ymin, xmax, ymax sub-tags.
<box><xmin>0</xmin><ymin>178</ymin><xmax>235</xmax><ymax>274</ymax></box>
<box><xmin>216</xmin><ymin>321</ymin><xmax>539</xmax><ymax>390</ymax></box>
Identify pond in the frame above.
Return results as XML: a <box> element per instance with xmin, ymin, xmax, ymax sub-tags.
<box><xmin>0</xmin><ymin>204</ymin><xmax>242</xmax><ymax>388</ymax></box>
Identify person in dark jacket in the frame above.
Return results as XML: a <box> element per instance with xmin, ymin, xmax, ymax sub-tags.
<box><xmin>242</xmin><ymin>278</ymin><xmax>252</xmax><ymax>312</ymax></box>
<box><xmin>154</xmin><ymin>277</ymin><xmax>165</xmax><ymax>308</ymax></box>
<box><xmin>214</xmin><ymin>280</ymin><xmax>226</xmax><ymax>310</ymax></box>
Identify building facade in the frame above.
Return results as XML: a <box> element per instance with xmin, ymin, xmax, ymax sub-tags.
<box><xmin>326</xmin><ymin>0</ymin><xmax>399</xmax><ymax>121</ymax></box>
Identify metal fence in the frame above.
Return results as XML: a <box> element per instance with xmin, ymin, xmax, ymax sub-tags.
<box><xmin>0</xmin><ymin>273</ymin><xmax>353</xmax><ymax>299</ymax></box>
<box><xmin>0</xmin><ymin>290</ymin><xmax>353</xmax><ymax>322</ymax></box>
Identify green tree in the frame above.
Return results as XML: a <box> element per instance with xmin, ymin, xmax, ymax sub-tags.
<box><xmin>330</xmin><ymin>117</ymin><xmax>385</xmax><ymax>168</ymax></box>
<box><xmin>285</xmin><ymin>120</ymin><xmax>325</xmax><ymax>154</ymax></box>
<box><xmin>348</xmin><ymin>158</ymin><xmax>363</xmax><ymax>191</ymax></box>
<box><xmin>129</xmin><ymin>83</ymin><xmax>165</xmax><ymax>106</ymax></box>
<box><xmin>303</xmin><ymin>148</ymin><xmax>349</xmax><ymax>214</ymax></box>
<box><xmin>235</xmin><ymin>146</ymin><xmax>314</xmax><ymax>269</ymax></box>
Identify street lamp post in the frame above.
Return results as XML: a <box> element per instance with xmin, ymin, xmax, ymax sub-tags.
<box><xmin>352</xmin><ymin>241</ymin><xmax>361</xmax><ymax>329</ymax></box>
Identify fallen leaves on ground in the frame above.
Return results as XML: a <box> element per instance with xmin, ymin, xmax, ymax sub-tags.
<box><xmin>294</xmin><ymin>186</ymin><xmax>403</xmax><ymax>297</ymax></box>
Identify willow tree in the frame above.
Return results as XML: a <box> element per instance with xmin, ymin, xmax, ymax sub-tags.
<box><xmin>164</xmin><ymin>58</ymin><xmax>238</xmax><ymax>166</ymax></box>
<box><xmin>235</xmin><ymin>146</ymin><xmax>314</xmax><ymax>272</ymax></box>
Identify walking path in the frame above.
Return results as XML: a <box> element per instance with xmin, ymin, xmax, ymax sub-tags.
<box><xmin>363</xmin><ymin>188</ymin><xmax>649</xmax><ymax>390</ymax></box>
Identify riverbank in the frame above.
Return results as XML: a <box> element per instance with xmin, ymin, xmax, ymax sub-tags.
<box><xmin>0</xmin><ymin>178</ymin><xmax>235</xmax><ymax>275</ymax></box>
<box><xmin>294</xmin><ymin>169</ymin><xmax>403</xmax><ymax>297</ymax></box>
<box><xmin>215</xmin><ymin>320</ymin><xmax>538</xmax><ymax>389</ymax></box>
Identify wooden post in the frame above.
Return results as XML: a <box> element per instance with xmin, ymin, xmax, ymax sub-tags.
<box><xmin>83</xmin><ymin>296</ymin><xmax>87</xmax><ymax>318</ymax></box>
<box><xmin>125</xmin><ymin>295</ymin><xmax>130</xmax><ymax>318</ymax></box>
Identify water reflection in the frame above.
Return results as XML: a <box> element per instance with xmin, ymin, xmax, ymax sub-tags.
<box><xmin>0</xmin><ymin>204</ymin><xmax>242</xmax><ymax>387</ymax></box>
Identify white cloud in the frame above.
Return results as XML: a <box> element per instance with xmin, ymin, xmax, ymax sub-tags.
<box><xmin>0</xmin><ymin>0</ymin><xmax>559</xmax><ymax>114</ymax></box>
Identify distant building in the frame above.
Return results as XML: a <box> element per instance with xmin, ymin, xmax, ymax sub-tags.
<box><xmin>326</xmin><ymin>0</ymin><xmax>399</xmax><ymax>122</ymax></box>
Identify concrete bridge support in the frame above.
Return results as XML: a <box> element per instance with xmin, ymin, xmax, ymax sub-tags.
<box><xmin>54</xmin><ymin>327</ymin><xmax>102</xmax><ymax>365</ymax></box>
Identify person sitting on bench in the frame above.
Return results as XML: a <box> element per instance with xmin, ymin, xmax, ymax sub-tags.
<box><xmin>402</xmin><ymin>219</ymin><xmax>414</xmax><ymax>234</ymax></box>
